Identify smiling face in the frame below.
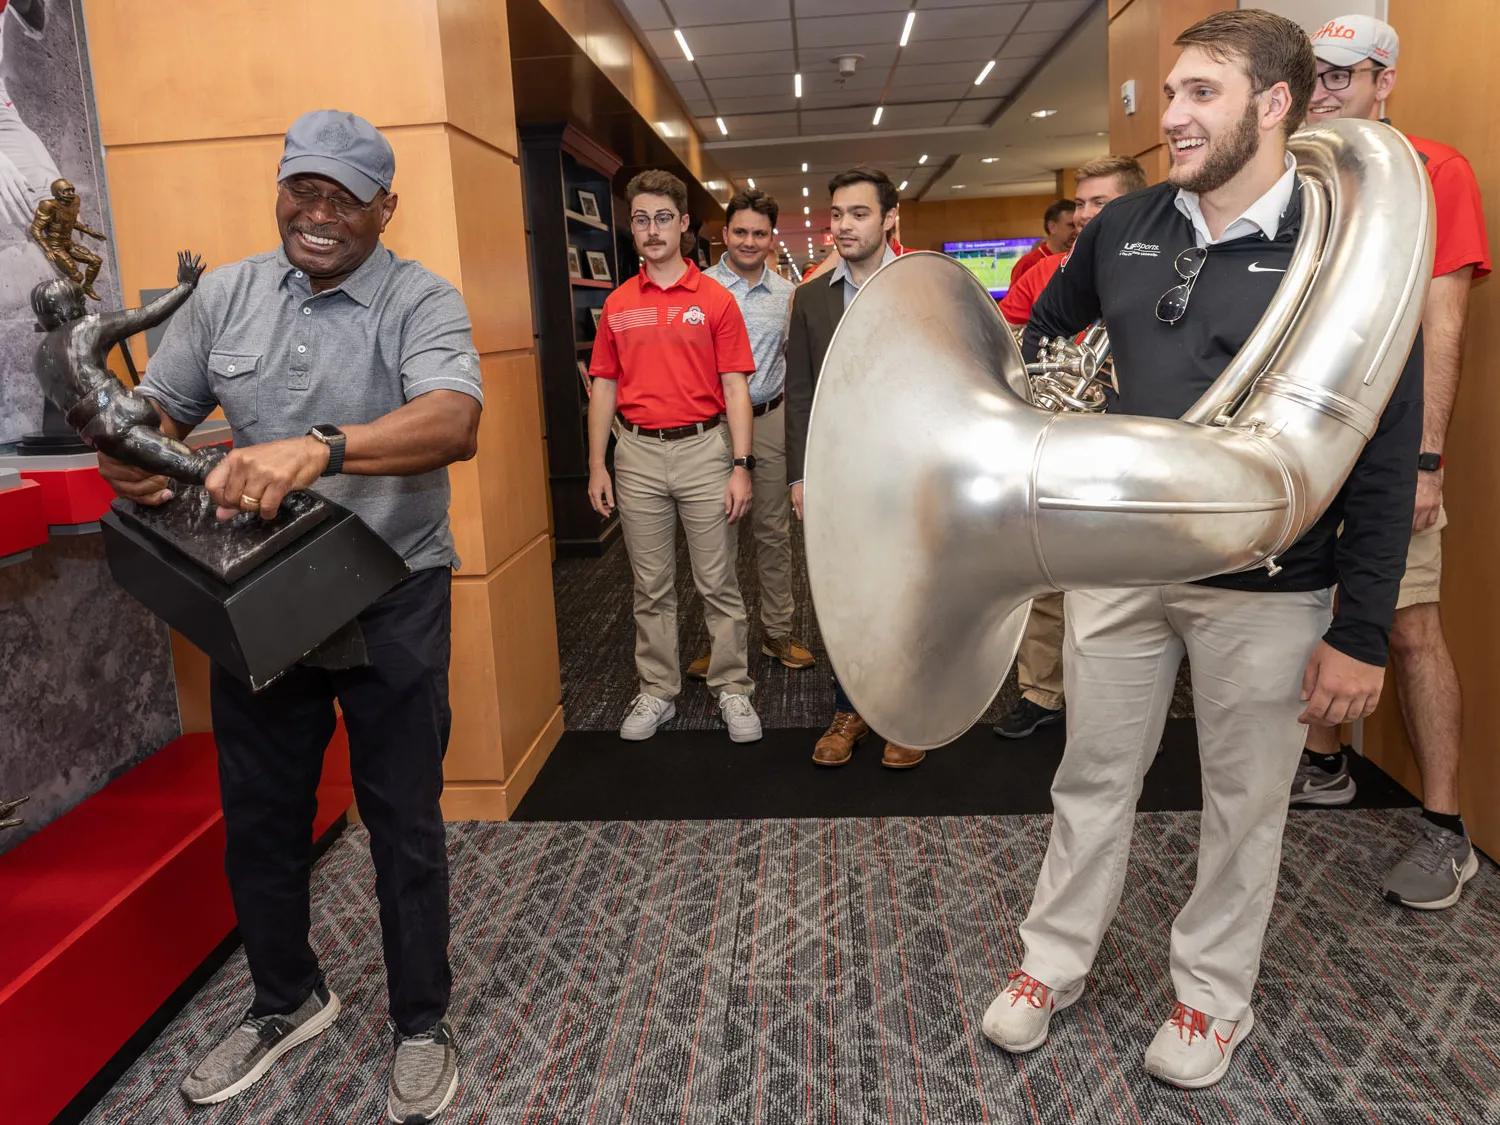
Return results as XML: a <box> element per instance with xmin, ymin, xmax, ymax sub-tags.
<box><xmin>1162</xmin><ymin>45</ymin><xmax>1285</xmax><ymax>195</ymax></box>
<box><xmin>725</xmin><ymin>206</ymin><xmax>774</xmax><ymax>274</ymax></box>
<box><xmin>276</xmin><ymin>173</ymin><xmax>396</xmax><ymax>288</ymax></box>
<box><xmin>1307</xmin><ymin>58</ymin><xmax>1396</xmax><ymax>123</ymax></box>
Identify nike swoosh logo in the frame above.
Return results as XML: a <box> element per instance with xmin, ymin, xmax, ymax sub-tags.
<box><xmin>1247</xmin><ymin>262</ymin><xmax>1286</xmax><ymax>273</ymax></box>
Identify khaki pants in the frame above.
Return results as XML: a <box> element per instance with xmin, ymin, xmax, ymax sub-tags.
<box><xmin>750</xmin><ymin>402</ymin><xmax>795</xmax><ymax>637</ymax></box>
<box><xmin>1017</xmin><ymin>592</ymin><xmax>1065</xmax><ymax>709</ymax></box>
<box><xmin>1396</xmin><ymin>506</ymin><xmax>1445</xmax><ymax>609</ymax></box>
<box><xmin>1019</xmin><ymin>583</ymin><xmax>1332</xmax><ymax>1020</ymax></box>
<box><xmin>613</xmin><ymin>423</ymin><xmax>753</xmax><ymax>700</ymax></box>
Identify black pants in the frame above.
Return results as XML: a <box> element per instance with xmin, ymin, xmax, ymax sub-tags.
<box><xmin>210</xmin><ymin>566</ymin><xmax>453</xmax><ymax>1036</ymax></box>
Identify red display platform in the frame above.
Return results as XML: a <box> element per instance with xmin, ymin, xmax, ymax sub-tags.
<box><xmin>0</xmin><ymin>724</ymin><xmax>353</xmax><ymax>1125</ymax></box>
<box><xmin>0</xmin><ymin>479</ymin><xmax>47</xmax><ymax>560</ymax></box>
<box><xmin>17</xmin><ymin>461</ymin><xmax>117</xmax><ymax>528</ymax></box>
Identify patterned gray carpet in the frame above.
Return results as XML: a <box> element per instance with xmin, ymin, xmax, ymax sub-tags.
<box><xmin>553</xmin><ymin>522</ymin><xmax>1196</xmax><ymax>732</ymax></box>
<box><xmin>86</xmin><ymin>810</ymin><xmax>1500</xmax><ymax>1124</ymax></box>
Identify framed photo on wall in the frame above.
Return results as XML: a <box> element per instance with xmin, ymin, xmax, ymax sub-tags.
<box><xmin>567</xmin><ymin>245</ymin><xmax>582</xmax><ymax>278</ymax></box>
<box><xmin>590</xmin><ymin>306</ymin><xmax>604</xmax><ymax>331</ymax></box>
<box><xmin>585</xmin><ymin>250</ymin><xmax>611</xmax><ymax>281</ymax></box>
<box><xmin>577</xmin><ymin>190</ymin><xmax>601</xmax><ymax>221</ymax></box>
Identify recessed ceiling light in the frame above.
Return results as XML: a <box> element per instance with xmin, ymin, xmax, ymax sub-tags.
<box><xmin>803</xmin><ymin>187</ymin><xmax>809</xmax><ymax>197</ymax></box>
<box><xmin>802</xmin><ymin>162</ymin><xmax>809</xmax><ymax>172</ymax></box>
<box><xmin>716</xmin><ymin>116</ymin><xmax>728</xmax><ymax>135</ymax></box>
<box><xmin>747</xmin><ymin>177</ymin><xmax>756</xmax><ymax>188</ymax></box>
<box><xmin>975</xmin><ymin>60</ymin><xmax>995</xmax><ymax>85</ymax></box>
<box><xmin>951</xmin><ymin>184</ymin><xmax>967</xmax><ymax>189</ymax></box>
<box><xmin>899</xmin><ymin>180</ymin><xmax>908</xmax><ymax>190</ymax></box>
<box><xmin>773</xmin><ymin>228</ymin><xmax>779</xmax><ymax>234</ymax></box>
<box><xmin>918</xmin><ymin>154</ymin><xmax>928</xmax><ymax>165</ymax></box>
<box><xmin>872</xmin><ymin>105</ymin><xmax>884</xmax><ymax>126</ymax></box>
<box><xmin>1030</xmin><ymin>108</ymin><xmax>1057</xmax><ymax>118</ymax></box>
<box><xmin>980</xmin><ymin>157</ymin><xmax>999</xmax><ymax>163</ymax></box>
<box><xmin>803</xmin><ymin>206</ymin><xmax>810</xmax><ymax>214</ymax></box>
<box><xmin>805</xmin><ymin>219</ymin><xmax>811</xmax><ymax>226</ymax></box>
<box><xmin>794</xmin><ymin>73</ymin><xmax>802</xmax><ymax>98</ymax></box>
<box><xmin>673</xmin><ymin>29</ymin><xmax>694</xmax><ymax>61</ymax></box>
<box><xmin>899</xmin><ymin>11</ymin><xmax>915</xmax><ymax>47</ymax></box>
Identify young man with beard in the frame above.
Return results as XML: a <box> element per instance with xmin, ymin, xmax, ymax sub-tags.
<box><xmin>587</xmin><ymin>169</ymin><xmax>763</xmax><ymax>744</ymax></box>
<box><xmin>686</xmin><ymin>189</ymin><xmax>815</xmax><ymax>680</ymax></box>
<box><xmin>981</xmin><ymin>11</ymin><xmax>1422</xmax><ymax>1089</ymax></box>
<box><xmin>104</xmin><ymin>110</ymin><xmax>483</xmax><ymax>1123</ymax></box>
<box><xmin>993</xmin><ymin>155</ymin><xmax>1146</xmax><ymax>741</ymax></box>
<box><xmin>1009</xmin><ymin>199</ymin><xmax>1077</xmax><ymax>286</ymax></box>
<box><xmin>784</xmin><ymin>166</ymin><xmax>925</xmax><ymax>770</ymax></box>
<box><xmin>1289</xmin><ymin>16</ymin><xmax>1490</xmax><ymax>913</ymax></box>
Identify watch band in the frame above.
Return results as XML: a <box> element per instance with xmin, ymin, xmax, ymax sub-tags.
<box><xmin>732</xmin><ymin>455</ymin><xmax>755</xmax><ymax>471</ymax></box>
<box><xmin>1417</xmin><ymin>452</ymin><xmax>1444</xmax><ymax>472</ymax></box>
<box><xmin>310</xmin><ymin>426</ymin><xmax>346</xmax><ymax>476</ymax></box>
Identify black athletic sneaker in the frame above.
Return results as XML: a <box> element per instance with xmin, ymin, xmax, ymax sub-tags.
<box><xmin>993</xmin><ymin>699</ymin><xmax>1065</xmax><ymax>739</ymax></box>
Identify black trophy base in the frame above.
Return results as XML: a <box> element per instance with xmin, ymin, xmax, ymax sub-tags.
<box><xmin>18</xmin><ymin>397</ymin><xmax>91</xmax><ymax>454</ymax></box>
<box><xmin>101</xmin><ymin>494</ymin><xmax>410</xmax><ymax>692</ymax></box>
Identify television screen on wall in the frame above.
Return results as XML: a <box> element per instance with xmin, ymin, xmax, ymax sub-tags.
<box><xmin>943</xmin><ymin>238</ymin><xmax>1038</xmax><ymax>299</ymax></box>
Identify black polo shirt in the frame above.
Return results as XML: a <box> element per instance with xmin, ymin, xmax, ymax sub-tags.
<box><xmin>1024</xmin><ymin>180</ymin><xmax>1422</xmax><ymax>667</ymax></box>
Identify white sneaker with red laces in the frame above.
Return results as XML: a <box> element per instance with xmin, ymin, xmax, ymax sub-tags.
<box><xmin>1144</xmin><ymin>1000</ymin><xmax>1255</xmax><ymax>1089</ymax></box>
<box><xmin>981</xmin><ymin>970</ymin><xmax>1085</xmax><ymax>1053</ymax></box>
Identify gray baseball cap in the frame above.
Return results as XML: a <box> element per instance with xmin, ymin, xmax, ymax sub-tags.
<box><xmin>277</xmin><ymin>110</ymin><xmax>394</xmax><ymax>204</ymax></box>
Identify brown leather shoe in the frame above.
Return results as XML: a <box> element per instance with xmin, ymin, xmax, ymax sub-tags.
<box><xmin>813</xmin><ymin>712</ymin><xmax>870</xmax><ymax>766</ymax></box>
<box><xmin>762</xmin><ymin>634</ymin><xmax>816</xmax><ymax>669</ymax></box>
<box><xmin>882</xmin><ymin>742</ymin><xmax>926</xmax><ymax>769</ymax></box>
<box><xmin>685</xmin><ymin>653</ymin><xmax>711</xmax><ymax>681</ymax></box>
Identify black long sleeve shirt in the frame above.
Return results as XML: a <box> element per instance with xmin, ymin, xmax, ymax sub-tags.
<box><xmin>1023</xmin><ymin>180</ymin><xmax>1421</xmax><ymax>667</ymax></box>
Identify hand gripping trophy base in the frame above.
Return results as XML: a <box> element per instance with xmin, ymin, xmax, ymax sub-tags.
<box><xmin>32</xmin><ymin>251</ymin><xmax>409</xmax><ymax>691</ymax></box>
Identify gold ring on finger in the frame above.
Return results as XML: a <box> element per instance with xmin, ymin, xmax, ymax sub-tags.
<box><xmin>241</xmin><ymin>494</ymin><xmax>262</xmax><ymax>509</ymax></box>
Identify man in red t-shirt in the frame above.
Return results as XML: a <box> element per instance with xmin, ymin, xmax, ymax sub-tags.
<box><xmin>991</xmin><ymin>155</ymin><xmax>1147</xmax><ymax>741</ymax></box>
<box><xmin>588</xmin><ymin>169</ymin><xmax>763</xmax><ymax>744</ymax></box>
<box><xmin>1009</xmin><ymin>198</ymin><xmax>1077</xmax><ymax>287</ymax></box>
<box><xmin>1295</xmin><ymin>16</ymin><xmax>1491</xmax><ymax>910</ymax></box>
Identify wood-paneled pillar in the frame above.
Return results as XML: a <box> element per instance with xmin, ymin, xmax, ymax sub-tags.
<box><xmin>83</xmin><ymin>0</ymin><xmax>561</xmax><ymax>819</ymax></box>
<box><xmin>1107</xmin><ymin>0</ymin><xmax>1234</xmax><ymax>181</ymax></box>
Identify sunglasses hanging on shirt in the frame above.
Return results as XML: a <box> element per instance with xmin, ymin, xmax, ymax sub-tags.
<box><xmin>1156</xmin><ymin>246</ymin><xmax>1207</xmax><ymax>325</ymax></box>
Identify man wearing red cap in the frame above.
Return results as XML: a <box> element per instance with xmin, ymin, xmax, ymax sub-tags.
<box><xmin>1290</xmin><ymin>15</ymin><xmax>1491</xmax><ymax>914</ymax></box>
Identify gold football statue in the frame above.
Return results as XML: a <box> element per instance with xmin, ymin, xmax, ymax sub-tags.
<box><xmin>29</xmin><ymin>178</ymin><xmax>107</xmax><ymax>301</ymax></box>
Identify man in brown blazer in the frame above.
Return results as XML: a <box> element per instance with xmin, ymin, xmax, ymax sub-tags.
<box><xmin>784</xmin><ymin>166</ymin><xmax>923</xmax><ymax>769</ymax></box>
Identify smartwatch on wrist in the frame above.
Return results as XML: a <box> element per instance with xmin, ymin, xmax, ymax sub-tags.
<box><xmin>732</xmin><ymin>455</ymin><xmax>756</xmax><ymax>472</ymax></box>
<box><xmin>1417</xmin><ymin>452</ymin><xmax>1444</xmax><ymax>472</ymax></box>
<box><xmin>308</xmin><ymin>424</ymin><xmax>346</xmax><ymax>476</ymax></box>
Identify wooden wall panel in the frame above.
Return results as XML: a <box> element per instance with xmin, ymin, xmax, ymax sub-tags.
<box><xmin>1363</xmin><ymin>0</ymin><xmax>1500</xmax><ymax>856</ymax></box>
<box><xmin>447</xmin><ymin>131</ymin><xmax>535</xmax><ymax>354</ymax></box>
<box><xmin>1108</xmin><ymin>0</ymin><xmax>1233</xmax><ymax>161</ymax></box>
<box><xmin>449</xmin><ymin>352</ymin><xmax>549</xmax><ymax>576</ymax></box>
<box><xmin>436</xmin><ymin>0</ymin><xmax>521</xmax><ymax>158</ymax></box>
<box><xmin>83</xmin><ymin>0</ymin><xmax>447</xmax><ymax>148</ymax></box>
<box><xmin>899</xmin><ymin>194</ymin><xmax>1059</xmax><ymax>251</ymax></box>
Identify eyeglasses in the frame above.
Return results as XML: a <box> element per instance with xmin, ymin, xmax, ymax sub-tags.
<box><xmin>279</xmin><ymin>181</ymin><xmax>378</xmax><ymax>221</ymax></box>
<box><xmin>630</xmin><ymin>210</ymin><xmax>680</xmax><ymax>231</ymax></box>
<box><xmin>1315</xmin><ymin>64</ymin><xmax>1380</xmax><ymax>91</ymax></box>
<box><xmin>1156</xmin><ymin>246</ymin><xmax>1207</xmax><ymax>325</ymax></box>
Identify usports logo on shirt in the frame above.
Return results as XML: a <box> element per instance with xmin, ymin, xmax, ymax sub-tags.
<box><xmin>1119</xmin><ymin>241</ymin><xmax>1161</xmax><ymax>258</ymax></box>
<box><xmin>682</xmin><ymin>305</ymin><xmax>706</xmax><ymax>326</ymax></box>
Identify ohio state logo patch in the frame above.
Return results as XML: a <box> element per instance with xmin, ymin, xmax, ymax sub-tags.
<box><xmin>682</xmin><ymin>305</ymin><xmax>706</xmax><ymax>326</ymax></box>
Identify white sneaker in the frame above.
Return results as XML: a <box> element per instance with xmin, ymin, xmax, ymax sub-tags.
<box><xmin>1144</xmin><ymin>1001</ymin><xmax>1254</xmax><ymax>1089</ymax></box>
<box><xmin>981</xmin><ymin>970</ymin><xmax>1084</xmax><ymax>1053</ymax></box>
<box><xmin>620</xmin><ymin>693</ymin><xmax>675</xmax><ymax>740</ymax></box>
<box><xmin>718</xmin><ymin>692</ymin><xmax>763</xmax><ymax>742</ymax></box>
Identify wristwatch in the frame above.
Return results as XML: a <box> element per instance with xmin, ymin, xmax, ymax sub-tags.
<box><xmin>308</xmin><ymin>424</ymin><xmax>346</xmax><ymax>476</ymax></box>
<box><xmin>732</xmin><ymin>455</ymin><xmax>756</xmax><ymax>472</ymax></box>
<box><xmin>1417</xmin><ymin>452</ymin><xmax>1444</xmax><ymax>472</ymax></box>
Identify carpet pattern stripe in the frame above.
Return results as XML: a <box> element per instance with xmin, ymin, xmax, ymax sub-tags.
<box><xmin>85</xmin><ymin>810</ymin><xmax>1500</xmax><ymax>1124</ymax></box>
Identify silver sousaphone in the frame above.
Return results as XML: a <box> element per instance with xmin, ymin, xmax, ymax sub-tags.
<box><xmin>802</xmin><ymin>118</ymin><xmax>1435</xmax><ymax>750</ymax></box>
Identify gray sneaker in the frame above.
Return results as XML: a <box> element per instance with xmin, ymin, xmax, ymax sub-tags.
<box><xmin>180</xmin><ymin>985</ymin><xmax>341</xmax><ymax>1105</ymax></box>
<box><xmin>1381</xmin><ymin>818</ymin><xmax>1480</xmax><ymax>910</ymax></box>
<box><xmin>1289</xmin><ymin>749</ymin><xmax>1356</xmax><ymax>806</ymax></box>
<box><xmin>388</xmin><ymin>1019</ymin><xmax>459</xmax><ymax>1124</ymax></box>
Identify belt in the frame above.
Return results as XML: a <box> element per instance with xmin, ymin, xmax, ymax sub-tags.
<box><xmin>616</xmin><ymin>414</ymin><xmax>722</xmax><ymax>441</ymax></box>
<box><xmin>752</xmin><ymin>393</ymin><xmax>784</xmax><ymax>417</ymax></box>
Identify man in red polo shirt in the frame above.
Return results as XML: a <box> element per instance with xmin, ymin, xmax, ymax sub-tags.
<box><xmin>1292</xmin><ymin>16</ymin><xmax>1491</xmax><ymax>912</ymax></box>
<box><xmin>587</xmin><ymin>168</ymin><xmax>763</xmax><ymax>744</ymax></box>
<box><xmin>1009</xmin><ymin>199</ymin><xmax>1077</xmax><ymax>287</ymax></box>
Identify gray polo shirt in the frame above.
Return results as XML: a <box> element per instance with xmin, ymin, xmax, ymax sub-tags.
<box><xmin>703</xmin><ymin>255</ymin><xmax>795</xmax><ymax>405</ymax></box>
<box><xmin>138</xmin><ymin>244</ymin><xmax>483</xmax><ymax>572</ymax></box>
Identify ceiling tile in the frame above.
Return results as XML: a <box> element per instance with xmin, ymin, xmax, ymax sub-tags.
<box><xmin>1017</xmin><ymin>0</ymin><xmax>1093</xmax><ymax>35</ymax></box>
<box><xmin>706</xmin><ymin>72</ymin><xmax>803</xmax><ymax>100</ymax></box>
<box><xmin>669</xmin><ymin>0</ymin><xmax>791</xmax><ymax>26</ymax></box>
<box><xmin>898</xmin><ymin>37</ymin><xmax>1004</xmax><ymax>66</ymax></box>
<box><xmin>658</xmin><ymin>56</ymin><xmax>699</xmax><ymax>82</ymax></box>
<box><xmin>881</xmin><ymin>103</ymin><xmax>962</xmax><ymax>130</ymax></box>
<box><xmin>694</xmin><ymin>49</ymin><xmax>798</xmax><ymax>79</ymax></box>
<box><xmin>618</xmin><ymin>0</ymin><xmax>672</xmax><ymax>32</ymax></box>
<box><xmin>947</xmin><ymin>97</ymin><xmax>1005</xmax><ymax>124</ymax></box>
<box><xmin>999</xmin><ymin>31</ymin><xmax>1057</xmax><ymax>58</ymax></box>
<box><xmin>712</xmin><ymin>94</ymin><xmax>801</xmax><ymax>116</ymax></box>
<box><xmin>801</xmin><ymin>106</ymin><xmax>885</xmax><ymax>131</ymax></box>
<box><xmin>796</xmin><ymin>12</ymin><xmax>910</xmax><ymax>50</ymax></box>
<box><xmin>794</xmin><ymin>0</ymin><xmax>911</xmax><ymax>14</ymax></box>
<box><xmin>910</xmin><ymin>4</ymin><xmax>1025</xmax><ymax>40</ymax></box>
<box><xmin>644</xmin><ymin>20</ymin><xmax>793</xmax><ymax>58</ymax></box>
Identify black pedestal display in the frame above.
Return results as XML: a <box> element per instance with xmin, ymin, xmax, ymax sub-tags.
<box><xmin>101</xmin><ymin>489</ymin><xmax>409</xmax><ymax>691</ymax></box>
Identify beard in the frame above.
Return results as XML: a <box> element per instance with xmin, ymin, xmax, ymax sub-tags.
<box><xmin>1168</xmin><ymin>100</ymin><xmax>1261</xmax><ymax>194</ymax></box>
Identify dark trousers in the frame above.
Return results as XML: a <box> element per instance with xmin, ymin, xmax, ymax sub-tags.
<box><xmin>210</xmin><ymin>566</ymin><xmax>453</xmax><ymax>1036</ymax></box>
<box><xmin>834</xmin><ymin>675</ymin><xmax>855</xmax><ymax>714</ymax></box>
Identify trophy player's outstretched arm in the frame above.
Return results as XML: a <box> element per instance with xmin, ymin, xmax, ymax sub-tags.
<box><xmin>92</xmin><ymin>252</ymin><xmax>206</xmax><ymax>354</ymax></box>
<box><xmin>101</xmin><ymin>417</ymin><xmax>224</xmax><ymax>485</ymax></box>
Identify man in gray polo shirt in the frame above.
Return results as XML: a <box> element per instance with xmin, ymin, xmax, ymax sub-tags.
<box><xmin>687</xmin><ymin>188</ymin><xmax>814</xmax><ymax>678</ymax></box>
<box><xmin>97</xmin><ymin>110</ymin><xmax>480</xmax><ymax>1124</ymax></box>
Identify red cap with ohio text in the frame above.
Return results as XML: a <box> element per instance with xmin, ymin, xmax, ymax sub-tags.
<box><xmin>1310</xmin><ymin>15</ymin><xmax>1399</xmax><ymax>69</ymax></box>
